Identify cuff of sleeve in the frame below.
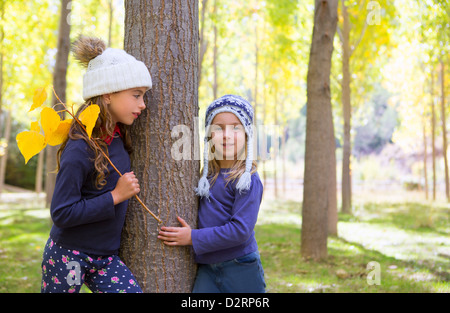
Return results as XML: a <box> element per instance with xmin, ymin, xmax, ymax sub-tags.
<box><xmin>191</xmin><ymin>229</ymin><xmax>201</xmax><ymax>255</ymax></box>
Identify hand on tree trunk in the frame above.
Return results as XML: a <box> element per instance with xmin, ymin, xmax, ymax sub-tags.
<box><xmin>158</xmin><ymin>216</ymin><xmax>192</xmax><ymax>246</ymax></box>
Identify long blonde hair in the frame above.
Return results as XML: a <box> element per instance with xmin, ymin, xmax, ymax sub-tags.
<box><xmin>56</xmin><ymin>95</ymin><xmax>132</xmax><ymax>189</ymax></box>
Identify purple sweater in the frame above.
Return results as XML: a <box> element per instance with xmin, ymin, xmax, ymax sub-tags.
<box><xmin>191</xmin><ymin>169</ymin><xmax>263</xmax><ymax>264</ymax></box>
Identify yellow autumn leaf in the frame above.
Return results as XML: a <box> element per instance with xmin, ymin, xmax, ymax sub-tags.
<box><xmin>79</xmin><ymin>105</ymin><xmax>100</xmax><ymax>139</ymax></box>
<box><xmin>47</xmin><ymin>119</ymin><xmax>72</xmax><ymax>146</ymax></box>
<box><xmin>30</xmin><ymin>121</ymin><xmax>41</xmax><ymax>133</ymax></box>
<box><xmin>41</xmin><ymin>107</ymin><xmax>61</xmax><ymax>140</ymax></box>
<box><xmin>29</xmin><ymin>87</ymin><xmax>48</xmax><ymax>112</ymax></box>
<box><xmin>16</xmin><ymin>131</ymin><xmax>47</xmax><ymax>164</ymax></box>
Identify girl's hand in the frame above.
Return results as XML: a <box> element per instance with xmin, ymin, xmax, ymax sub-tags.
<box><xmin>158</xmin><ymin>216</ymin><xmax>192</xmax><ymax>246</ymax></box>
<box><xmin>111</xmin><ymin>172</ymin><xmax>140</xmax><ymax>205</ymax></box>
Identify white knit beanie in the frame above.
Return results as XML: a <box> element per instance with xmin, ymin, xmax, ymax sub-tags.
<box><xmin>72</xmin><ymin>35</ymin><xmax>152</xmax><ymax>100</ymax></box>
<box><xmin>82</xmin><ymin>48</ymin><xmax>152</xmax><ymax>100</ymax></box>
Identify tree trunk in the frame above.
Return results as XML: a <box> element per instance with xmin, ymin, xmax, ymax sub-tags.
<box><xmin>440</xmin><ymin>61</ymin><xmax>448</xmax><ymax>201</ymax></box>
<box><xmin>0</xmin><ymin>1</ymin><xmax>5</xmax><ymax>195</ymax></box>
<box><xmin>328</xmin><ymin>121</ymin><xmax>338</xmax><ymax>236</ymax></box>
<box><xmin>431</xmin><ymin>70</ymin><xmax>436</xmax><ymax>201</ymax></box>
<box><xmin>45</xmin><ymin>0</ymin><xmax>71</xmax><ymax>206</ymax></box>
<box><xmin>273</xmin><ymin>92</ymin><xmax>278</xmax><ymax>199</ymax></box>
<box><xmin>35</xmin><ymin>150</ymin><xmax>44</xmax><ymax>194</ymax></box>
<box><xmin>0</xmin><ymin>110</ymin><xmax>10</xmax><ymax>195</ymax></box>
<box><xmin>341</xmin><ymin>0</ymin><xmax>352</xmax><ymax>214</ymax></box>
<box><xmin>301</xmin><ymin>0</ymin><xmax>338</xmax><ymax>260</ymax></box>
<box><xmin>120</xmin><ymin>0</ymin><xmax>199</xmax><ymax>293</ymax></box>
<box><xmin>212</xmin><ymin>0</ymin><xmax>218</xmax><ymax>99</ymax></box>
<box><xmin>198</xmin><ymin>0</ymin><xmax>208</xmax><ymax>86</ymax></box>
<box><xmin>423</xmin><ymin>115</ymin><xmax>428</xmax><ymax>200</ymax></box>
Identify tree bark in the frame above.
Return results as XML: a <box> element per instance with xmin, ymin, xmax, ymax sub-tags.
<box><xmin>45</xmin><ymin>0</ymin><xmax>71</xmax><ymax>206</ymax></box>
<box><xmin>301</xmin><ymin>0</ymin><xmax>338</xmax><ymax>260</ymax></box>
<box><xmin>120</xmin><ymin>0</ymin><xmax>199</xmax><ymax>293</ymax></box>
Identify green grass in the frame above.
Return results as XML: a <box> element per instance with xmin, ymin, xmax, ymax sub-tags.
<box><xmin>256</xmin><ymin>198</ymin><xmax>450</xmax><ymax>293</ymax></box>
<box><xmin>0</xmin><ymin>192</ymin><xmax>449</xmax><ymax>293</ymax></box>
<box><xmin>0</xmin><ymin>199</ymin><xmax>51</xmax><ymax>293</ymax></box>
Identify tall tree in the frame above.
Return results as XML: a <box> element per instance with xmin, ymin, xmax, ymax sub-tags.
<box><xmin>119</xmin><ymin>0</ymin><xmax>199</xmax><ymax>292</ymax></box>
<box><xmin>44</xmin><ymin>0</ymin><xmax>71</xmax><ymax>206</ymax></box>
<box><xmin>337</xmin><ymin>0</ymin><xmax>396</xmax><ymax>213</ymax></box>
<box><xmin>301</xmin><ymin>0</ymin><xmax>338</xmax><ymax>260</ymax></box>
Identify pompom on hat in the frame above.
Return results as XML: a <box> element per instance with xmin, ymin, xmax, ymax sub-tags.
<box><xmin>72</xmin><ymin>35</ymin><xmax>152</xmax><ymax>100</ymax></box>
<box><xmin>195</xmin><ymin>95</ymin><xmax>255</xmax><ymax>198</ymax></box>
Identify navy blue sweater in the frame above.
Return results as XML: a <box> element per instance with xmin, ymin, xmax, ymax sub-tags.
<box><xmin>49</xmin><ymin>135</ymin><xmax>130</xmax><ymax>256</ymax></box>
<box><xmin>191</xmin><ymin>169</ymin><xmax>263</xmax><ymax>264</ymax></box>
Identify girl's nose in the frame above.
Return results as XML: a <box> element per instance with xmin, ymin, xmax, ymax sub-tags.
<box><xmin>139</xmin><ymin>99</ymin><xmax>146</xmax><ymax>111</ymax></box>
<box><xmin>222</xmin><ymin>126</ymin><xmax>233</xmax><ymax>139</ymax></box>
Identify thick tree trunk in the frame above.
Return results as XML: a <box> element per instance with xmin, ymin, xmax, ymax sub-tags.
<box><xmin>301</xmin><ymin>0</ymin><xmax>338</xmax><ymax>260</ymax></box>
<box><xmin>45</xmin><ymin>0</ymin><xmax>71</xmax><ymax>206</ymax></box>
<box><xmin>120</xmin><ymin>0</ymin><xmax>199</xmax><ymax>293</ymax></box>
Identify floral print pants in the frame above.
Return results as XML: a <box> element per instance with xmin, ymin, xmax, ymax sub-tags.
<box><xmin>41</xmin><ymin>238</ymin><xmax>142</xmax><ymax>293</ymax></box>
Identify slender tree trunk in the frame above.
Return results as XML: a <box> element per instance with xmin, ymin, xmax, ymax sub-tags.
<box><xmin>0</xmin><ymin>110</ymin><xmax>10</xmax><ymax>194</ymax></box>
<box><xmin>282</xmin><ymin>125</ymin><xmax>287</xmax><ymax>196</ymax></box>
<box><xmin>120</xmin><ymin>0</ymin><xmax>199</xmax><ymax>293</ymax></box>
<box><xmin>35</xmin><ymin>150</ymin><xmax>44</xmax><ymax>194</ymax></box>
<box><xmin>107</xmin><ymin>0</ymin><xmax>113</xmax><ymax>47</ymax></box>
<box><xmin>328</xmin><ymin>120</ymin><xmax>338</xmax><ymax>236</ymax></box>
<box><xmin>262</xmin><ymin>80</ymin><xmax>267</xmax><ymax>188</ymax></box>
<box><xmin>198</xmin><ymin>0</ymin><xmax>208</xmax><ymax>85</ymax></box>
<box><xmin>431</xmin><ymin>71</ymin><xmax>436</xmax><ymax>201</ymax></box>
<box><xmin>440</xmin><ymin>61</ymin><xmax>449</xmax><ymax>201</ymax></box>
<box><xmin>423</xmin><ymin>115</ymin><xmax>428</xmax><ymax>200</ymax></box>
<box><xmin>301</xmin><ymin>0</ymin><xmax>338</xmax><ymax>260</ymax></box>
<box><xmin>0</xmin><ymin>1</ymin><xmax>5</xmax><ymax>195</ymax></box>
<box><xmin>45</xmin><ymin>0</ymin><xmax>71</xmax><ymax>206</ymax></box>
<box><xmin>254</xmin><ymin>8</ymin><xmax>259</xmax><ymax>124</ymax></box>
<box><xmin>273</xmin><ymin>92</ymin><xmax>278</xmax><ymax>199</ymax></box>
<box><xmin>212</xmin><ymin>0</ymin><xmax>218</xmax><ymax>99</ymax></box>
<box><xmin>341</xmin><ymin>0</ymin><xmax>352</xmax><ymax>214</ymax></box>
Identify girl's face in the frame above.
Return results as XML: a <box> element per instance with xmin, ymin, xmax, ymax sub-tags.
<box><xmin>210</xmin><ymin>112</ymin><xmax>246</xmax><ymax>168</ymax></box>
<box><xmin>104</xmin><ymin>87</ymin><xmax>147</xmax><ymax>125</ymax></box>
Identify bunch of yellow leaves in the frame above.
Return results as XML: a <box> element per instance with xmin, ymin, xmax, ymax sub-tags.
<box><xmin>16</xmin><ymin>86</ymin><xmax>100</xmax><ymax>164</ymax></box>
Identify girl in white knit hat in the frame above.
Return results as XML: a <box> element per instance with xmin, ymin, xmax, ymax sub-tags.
<box><xmin>158</xmin><ymin>95</ymin><xmax>266</xmax><ymax>293</ymax></box>
<box><xmin>41</xmin><ymin>35</ymin><xmax>151</xmax><ymax>293</ymax></box>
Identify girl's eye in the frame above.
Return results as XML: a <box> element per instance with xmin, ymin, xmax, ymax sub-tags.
<box><xmin>211</xmin><ymin>125</ymin><xmax>222</xmax><ymax>132</ymax></box>
<box><xmin>134</xmin><ymin>95</ymin><xmax>141</xmax><ymax>99</ymax></box>
<box><xmin>233</xmin><ymin>125</ymin><xmax>243</xmax><ymax>131</ymax></box>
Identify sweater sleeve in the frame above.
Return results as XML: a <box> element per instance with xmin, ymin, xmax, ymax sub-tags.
<box><xmin>50</xmin><ymin>139</ymin><xmax>115</xmax><ymax>229</ymax></box>
<box><xmin>191</xmin><ymin>174</ymin><xmax>263</xmax><ymax>255</ymax></box>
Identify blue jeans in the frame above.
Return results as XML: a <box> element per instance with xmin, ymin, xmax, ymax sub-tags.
<box><xmin>192</xmin><ymin>251</ymin><xmax>266</xmax><ymax>293</ymax></box>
